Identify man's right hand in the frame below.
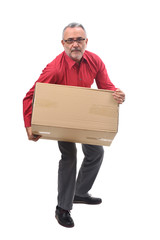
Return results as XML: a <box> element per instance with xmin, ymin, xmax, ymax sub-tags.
<box><xmin>26</xmin><ymin>127</ymin><xmax>41</xmax><ymax>142</ymax></box>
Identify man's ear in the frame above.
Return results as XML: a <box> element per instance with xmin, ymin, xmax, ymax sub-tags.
<box><xmin>61</xmin><ymin>40</ymin><xmax>65</xmax><ymax>47</ymax></box>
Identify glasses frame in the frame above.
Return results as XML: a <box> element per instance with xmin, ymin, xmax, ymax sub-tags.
<box><xmin>63</xmin><ymin>38</ymin><xmax>86</xmax><ymax>44</ymax></box>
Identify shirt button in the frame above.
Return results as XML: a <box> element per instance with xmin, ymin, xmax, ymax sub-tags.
<box><xmin>80</xmin><ymin>78</ymin><xmax>82</xmax><ymax>81</ymax></box>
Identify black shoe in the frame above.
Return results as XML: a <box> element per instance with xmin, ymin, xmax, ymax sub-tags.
<box><xmin>55</xmin><ymin>206</ymin><xmax>74</xmax><ymax>228</ymax></box>
<box><xmin>73</xmin><ymin>195</ymin><xmax>102</xmax><ymax>205</ymax></box>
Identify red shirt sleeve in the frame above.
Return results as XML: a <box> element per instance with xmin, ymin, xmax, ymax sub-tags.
<box><xmin>23</xmin><ymin>61</ymin><xmax>57</xmax><ymax>127</ymax></box>
<box><xmin>95</xmin><ymin>56</ymin><xmax>116</xmax><ymax>91</ymax></box>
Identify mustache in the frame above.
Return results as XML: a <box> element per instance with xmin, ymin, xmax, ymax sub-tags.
<box><xmin>71</xmin><ymin>48</ymin><xmax>81</xmax><ymax>52</ymax></box>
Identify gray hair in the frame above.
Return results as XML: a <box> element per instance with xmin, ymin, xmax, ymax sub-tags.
<box><xmin>62</xmin><ymin>22</ymin><xmax>87</xmax><ymax>39</ymax></box>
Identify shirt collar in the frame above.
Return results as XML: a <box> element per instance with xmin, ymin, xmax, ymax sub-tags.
<box><xmin>82</xmin><ymin>51</ymin><xmax>88</xmax><ymax>62</ymax></box>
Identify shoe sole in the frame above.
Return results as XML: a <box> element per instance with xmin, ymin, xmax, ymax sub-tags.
<box><xmin>73</xmin><ymin>201</ymin><xmax>102</xmax><ymax>204</ymax></box>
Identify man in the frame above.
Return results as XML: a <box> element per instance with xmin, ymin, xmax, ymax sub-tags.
<box><xmin>23</xmin><ymin>23</ymin><xmax>125</xmax><ymax>228</ymax></box>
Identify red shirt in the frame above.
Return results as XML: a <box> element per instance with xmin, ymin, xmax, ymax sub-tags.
<box><xmin>23</xmin><ymin>50</ymin><xmax>116</xmax><ymax>127</ymax></box>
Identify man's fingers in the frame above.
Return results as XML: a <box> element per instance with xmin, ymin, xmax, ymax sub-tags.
<box><xmin>26</xmin><ymin>127</ymin><xmax>41</xmax><ymax>141</ymax></box>
<box><xmin>30</xmin><ymin>134</ymin><xmax>41</xmax><ymax>142</ymax></box>
<box><xmin>33</xmin><ymin>135</ymin><xmax>41</xmax><ymax>141</ymax></box>
<box><xmin>112</xmin><ymin>90</ymin><xmax>125</xmax><ymax>104</ymax></box>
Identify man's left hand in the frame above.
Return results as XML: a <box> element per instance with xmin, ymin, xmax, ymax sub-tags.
<box><xmin>113</xmin><ymin>88</ymin><xmax>125</xmax><ymax>104</ymax></box>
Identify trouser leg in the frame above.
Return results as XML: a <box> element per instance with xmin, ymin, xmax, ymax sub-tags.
<box><xmin>75</xmin><ymin>144</ymin><xmax>104</xmax><ymax>197</ymax></box>
<box><xmin>57</xmin><ymin>141</ymin><xmax>77</xmax><ymax>211</ymax></box>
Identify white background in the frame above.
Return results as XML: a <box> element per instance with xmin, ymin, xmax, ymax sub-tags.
<box><xmin>0</xmin><ymin>0</ymin><xmax>160</xmax><ymax>239</ymax></box>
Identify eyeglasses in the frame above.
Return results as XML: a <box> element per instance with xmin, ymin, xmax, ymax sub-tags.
<box><xmin>63</xmin><ymin>38</ymin><xmax>86</xmax><ymax>44</ymax></box>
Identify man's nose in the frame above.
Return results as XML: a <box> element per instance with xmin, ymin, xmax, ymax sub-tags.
<box><xmin>72</xmin><ymin>40</ymin><xmax>79</xmax><ymax>47</ymax></box>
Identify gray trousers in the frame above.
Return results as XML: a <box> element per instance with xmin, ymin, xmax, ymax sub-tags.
<box><xmin>57</xmin><ymin>141</ymin><xmax>104</xmax><ymax>210</ymax></box>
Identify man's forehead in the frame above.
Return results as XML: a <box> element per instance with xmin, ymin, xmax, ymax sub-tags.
<box><xmin>63</xmin><ymin>27</ymin><xmax>86</xmax><ymax>38</ymax></box>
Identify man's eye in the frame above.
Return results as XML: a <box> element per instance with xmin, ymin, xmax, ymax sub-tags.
<box><xmin>77</xmin><ymin>38</ymin><xmax>83</xmax><ymax>41</ymax></box>
<box><xmin>67</xmin><ymin>39</ymin><xmax>74</xmax><ymax>42</ymax></box>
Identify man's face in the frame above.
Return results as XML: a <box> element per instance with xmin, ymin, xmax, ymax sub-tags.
<box><xmin>61</xmin><ymin>27</ymin><xmax>88</xmax><ymax>63</ymax></box>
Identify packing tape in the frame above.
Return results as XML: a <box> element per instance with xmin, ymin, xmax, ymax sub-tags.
<box><xmin>87</xmin><ymin>137</ymin><xmax>112</xmax><ymax>142</ymax></box>
<box><xmin>38</xmin><ymin>131</ymin><xmax>51</xmax><ymax>135</ymax></box>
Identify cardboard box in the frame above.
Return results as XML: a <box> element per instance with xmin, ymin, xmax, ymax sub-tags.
<box><xmin>31</xmin><ymin>83</ymin><xmax>119</xmax><ymax>146</ymax></box>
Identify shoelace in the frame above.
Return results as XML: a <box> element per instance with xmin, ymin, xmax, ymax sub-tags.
<box><xmin>62</xmin><ymin>209</ymin><xmax>70</xmax><ymax>214</ymax></box>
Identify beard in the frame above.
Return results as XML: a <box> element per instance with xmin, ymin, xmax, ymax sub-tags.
<box><xmin>70</xmin><ymin>49</ymin><xmax>83</xmax><ymax>62</ymax></box>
